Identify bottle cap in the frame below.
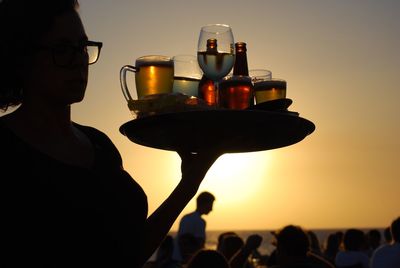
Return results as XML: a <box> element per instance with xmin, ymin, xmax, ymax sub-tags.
<box><xmin>235</xmin><ymin>42</ymin><xmax>247</xmax><ymax>52</ymax></box>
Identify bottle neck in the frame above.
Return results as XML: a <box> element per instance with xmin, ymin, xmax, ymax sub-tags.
<box><xmin>206</xmin><ymin>38</ymin><xmax>218</xmax><ymax>54</ymax></box>
<box><xmin>233</xmin><ymin>43</ymin><xmax>249</xmax><ymax>76</ymax></box>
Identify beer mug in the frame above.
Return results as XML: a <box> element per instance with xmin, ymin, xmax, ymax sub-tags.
<box><xmin>120</xmin><ymin>55</ymin><xmax>174</xmax><ymax>104</ymax></box>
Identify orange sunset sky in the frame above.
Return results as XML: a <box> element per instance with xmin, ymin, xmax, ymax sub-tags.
<box><xmin>5</xmin><ymin>0</ymin><xmax>399</xmax><ymax>231</ymax></box>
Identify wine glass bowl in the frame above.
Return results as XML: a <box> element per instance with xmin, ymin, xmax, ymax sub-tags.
<box><xmin>197</xmin><ymin>24</ymin><xmax>235</xmax><ymax>103</ymax></box>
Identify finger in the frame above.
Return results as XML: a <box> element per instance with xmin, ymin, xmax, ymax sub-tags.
<box><xmin>177</xmin><ymin>150</ymin><xmax>193</xmax><ymax>161</ymax></box>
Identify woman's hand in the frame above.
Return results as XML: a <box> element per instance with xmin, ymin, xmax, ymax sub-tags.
<box><xmin>177</xmin><ymin>149</ymin><xmax>223</xmax><ymax>189</ymax></box>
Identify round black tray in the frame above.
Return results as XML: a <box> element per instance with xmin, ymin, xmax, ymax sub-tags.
<box><xmin>119</xmin><ymin>109</ymin><xmax>315</xmax><ymax>153</ymax></box>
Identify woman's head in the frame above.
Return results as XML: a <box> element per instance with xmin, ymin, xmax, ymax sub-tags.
<box><xmin>0</xmin><ymin>0</ymin><xmax>82</xmax><ymax>110</ymax></box>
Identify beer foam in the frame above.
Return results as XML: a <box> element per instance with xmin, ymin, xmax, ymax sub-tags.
<box><xmin>136</xmin><ymin>56</ymin><xmax>173</xmax><ymax>67</ymax></box>
<box><xmin>254</xmin><ymin>80</ymin><xmax>286</xmax><ymax>89</ymax></box>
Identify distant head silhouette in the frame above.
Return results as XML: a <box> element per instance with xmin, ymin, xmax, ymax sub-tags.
<box><xmin>391</xmin><ymin>216</ymin><xmax>400</xmax><ymax>243</ymax></box>
<box><xmin>186</xmin><ymin>249</ymin><xmax>229</xmax><ymax>268</ymax></box>
<box><xmin>218</xmin><ymin>234</ymin><xmax>244</xmax><ymax>261</ymax></box>
<box><xmin>367</xmin><ymin>229</ymin><xmax>381</xmax><ymax>250</ymax></box>
<box><xmin>383</xmin><ymin>226</ymin><xmax>392</xmax><ymax>243</ymax></box>
<box><xmin>324</xmin><ymin>233</ymin><xmax>340</xmax><ymax>258</ymax></box>
<box><xmin>178</xmin><ymin>233</ymin><xmax>203</xmax><ymax>264</ymax></box>
<box><xmin>276</xmin><ymin>225</ymin><xmax>310</xmax><ymax>257</ymax></box>
<box><xmin>196</xmin><ymin>191</ymin><xmax>215</xmax><ymax>215</ymax></box>
<box><xmin>343</xmin><ymin>229</ymin><xmax>366</xmax><ymax>251</ymax></box>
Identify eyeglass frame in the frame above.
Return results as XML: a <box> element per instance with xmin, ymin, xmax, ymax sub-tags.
<box><xmin>32</xmin><ymin>40</ymin><xmax>103</xmax><ymax>67</ymax></box>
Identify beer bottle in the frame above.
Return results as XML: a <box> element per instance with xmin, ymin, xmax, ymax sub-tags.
<box><xmin>233</xmin><ymin>42</ymin><xmax>249</xmax><ymax>76</ymax></box>
<box><xmin>218</xmin><ymin>41</ymin><xmax>254</xmax><ymax>109</ymax></box>
<box><xmin>198</xmin><ymin>38</ymin><xmax>218</xmax><ymax>106</ymax></box>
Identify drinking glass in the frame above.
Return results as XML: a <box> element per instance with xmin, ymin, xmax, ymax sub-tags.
<box><xmin>120</xmin><ymin>55</ymin><xmax>174</xmax><ymax>101</ymax></box>
<box><xmin>120</xmin><ymin>55</ymin><xmax>174</xmax><ymax>118</ymax></box>
<box><xmin>197</xmin><ymin>24</ymin><xmax>235</xmax><ymax>106</ymax></box>
<box><xmin>254</xmin><ymin>78</ymin><xmax>287</xmax><ymax>104</ymax></box>
<box><xmin>172</xmin><ymin>54</ymin><xmax>202</xmax><ymax>97</ymax></box>
<box><xmin>249</xmin><ymin>69</ymin><xmax>272</xmax><ymax>84</ymax></box>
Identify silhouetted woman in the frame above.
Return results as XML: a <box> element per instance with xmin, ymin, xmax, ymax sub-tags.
<box><xmin>0</xmin><ymin>1</ymin><xmax>221</xmax><ymax>267</ymax></box>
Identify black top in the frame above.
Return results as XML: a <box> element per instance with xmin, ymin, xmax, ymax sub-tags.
<box><xmin>0</xmin><ymin>122</ymin><xmax>148</xmax><ymax>267</ymax></box>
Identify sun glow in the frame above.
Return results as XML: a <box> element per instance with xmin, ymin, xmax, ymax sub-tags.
<box><xmin>199</xmin><ymin>152</ymin><xmax>273</xmax><ymax>205</ymax></box>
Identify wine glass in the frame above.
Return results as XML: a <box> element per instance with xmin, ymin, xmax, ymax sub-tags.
<box><xmin>197</xmin><ymin>24</ymin><xmax>235</xmax><ymax>106</ymax></box>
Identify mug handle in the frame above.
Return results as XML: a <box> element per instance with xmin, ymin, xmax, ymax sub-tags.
<box><xmin>120</xmin><ymin>65</ymin><xmax>138</xmax><ymax>101</ymax></box>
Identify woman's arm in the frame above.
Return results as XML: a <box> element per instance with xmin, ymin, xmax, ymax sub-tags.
<box><xmin>139</xmin><ymin>150</ymin><xmax>222</xmax><ymax>265</ymax></box>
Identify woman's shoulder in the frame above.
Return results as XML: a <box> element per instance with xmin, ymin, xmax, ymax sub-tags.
<box><xmin>73</xmin><ymin>122</ymin><xmax>110</xmax><ymax>140</ymax></box>
<box><xmin>73</xmin><ymin>122</ymin><xmax>124</xmax><ymax>165</ymax></box>
<box><xmin>73</xmin><ymin>122</ymin><xmax>116</xmax><ymax>149</ymax></box>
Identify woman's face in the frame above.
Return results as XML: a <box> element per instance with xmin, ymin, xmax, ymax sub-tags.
<box><xmin>24</xmin><ymin>10</ymin><xmax>89</xmax><ymax>107</ymax></box>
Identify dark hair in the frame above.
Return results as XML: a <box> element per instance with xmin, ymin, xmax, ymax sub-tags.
<box><xmin>343</xmin><ymin>229</ymin><xmax>365</xmax><ymax>251</ymax></box>
<box><xmin>219</xmin><ymin>234</ymin><xmax>244</xmax><ymax>260</ymax></box>
<box><xmin>383</xmin><ymin>226</ymin><xmax>392</xmax><ymax>243</ymax></box>
<box><xmin>186</xmin><ymin>249</ymin><xmax>229</xmax><ymax>268</ymax></box>
<box><xmin>391</xmin><ymin>217</ymin><xmax>400</xmax><ymax>242</ymax></box>
<box><xmin>0</xmin><ymin>0</ymin><xmax>79</xmax><ymax>111</ymax></box>
<box><xmin>276</xmin><ymin>225</ymin><xmax>310</xmax><ymax>256</ymax></box>
<box><xmin>325</xmin><ymin>233</ymin><xmax>340</xmax><ymax>252</ymax></box>
<box><xmin>196</xmin><ymin>191</ymin><xmax>215</xmax><ymax>206</ymax></box>
<box><xmin>367</xmin><ymin>229</ymin><xmax>381</xmax><ymax>249</ymax></box>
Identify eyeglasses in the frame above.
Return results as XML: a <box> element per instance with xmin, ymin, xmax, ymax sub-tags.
<box><xmin>34</xmin><ymin>40</ymin><xmax>103</xmax><ymax>67</ymax></box>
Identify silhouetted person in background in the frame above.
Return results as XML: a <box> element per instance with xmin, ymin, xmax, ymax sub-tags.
<box><xmin>308</xmin><ymin>230</ymin><xmax>323</xmax><ymax>256</ymax></box>
<box><xmin>178</xmin><ymin>233</ymin><xmax>203</xmax><ymax>265</ymax></box>
<box><xmin>229</xmin><ymin>234</ymin><xmax>263</xmax><ymax>268</ymax></box>
<box><xmin>269</xmin><ymin>225</ymin><xmax>334</xmax><ymax>268</ymax></box>
<box><xmin>216</xmin><ymin>231</ymin><xmax>264</xmax><ymax>268</ymax></box>
<box><xmin>172</xmin><ymin>191</ymin><xmax>215</xmax><ymax>264</ymax></box>
<box><xmin>218</xmin><ymin>233</ymin><xmax>245</xmax><ymax>261</ymax></box>
<box><xmin>323</xmin><ymin>232</ymin><xmax>341</xmax><ymax>264</ymax></box>
<box><xmin>336</xmin><ymin>231</ymin><xmax>345</xmax><ymax>250</ymax></box>
<box><xmin>155</xmin><ymin>235</ymin><xmax>179</xmax><ymax>268</ymax></box>
<box><xmin>335</xmin><ymin>228</ymin><xmax>369</xmax><ymax>268</ymax></box>
<box><xmin>186</xmin><ymin>249</ymin><xmax>230</xmax><ymax>268</ymax></box>
<box><xmin>383</xmin><ymin>226</ymin><xmax>392</xmax><ymax>244</ymax></box>
<box><xmin>217</xmin><ymin>231</ymin><xmax>239</xmax><ymax>252</ymax></box>
<box><xmin>0</xmin><ymin>0</ymin><xmax>222</xmax><ymax>267</ymax></box>
<box><xmin>371</xmin><ymin>216</ymin><xmax>400</xmax><ymax>268</ymax></box>
<box><xmin>366</xmin><ymin>229</ymin><xmax>381</xmax><ymax>257</ymax></box>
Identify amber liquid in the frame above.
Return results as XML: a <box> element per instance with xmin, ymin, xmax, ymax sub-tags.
<box><xmin>198</xmin><ymin>76</ymin><xmax>216</xmax><ymax>106</ymax></box>
<box><xmin>135</xmin><ymin>61</ymin><xmax>174</xmax><ymax>99</ymax></box>
<box><xmin>254</xmin><ymin>80</ymin><xmax>286</xmax><ymax>103</ymax></box>
<box><xmin>218</xmin><ymin>78</ymin><xmax>253</xmax><ymax>110</ymax></box>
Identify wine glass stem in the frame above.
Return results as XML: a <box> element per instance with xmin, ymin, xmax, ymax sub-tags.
<box><xmin>214</xmin><ymin>80</ymin><xmax>219</xmax><ymax>108</ymax></box>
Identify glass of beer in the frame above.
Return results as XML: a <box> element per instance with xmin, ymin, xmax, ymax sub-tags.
<box><xmin>249</xmin><ymin>69</ymin><xmax>286</xmax><ymax>103</ymax></box>
<box><xmin>249</xmin><ymin>69</ymin><xmax>272</xmax><ymax>84</ymax></box>
<box><xmin>120</xmin><ymin>55</ymin><xmax>174</xmax><ymax>101</ymax></box>
<box><xmin>218</xmin><ymin>75</ymin><xmax>253</xmax><ymax>110</ymax></box>
<box><xmin>172</xmin><ymin>55</ymin><xmax>202</xmax><ymax>97</ymax></box>
<box><xmin>253</xmin><ymin>78</ymin><xmax>287</xmax><ymax>104</ymax></box>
